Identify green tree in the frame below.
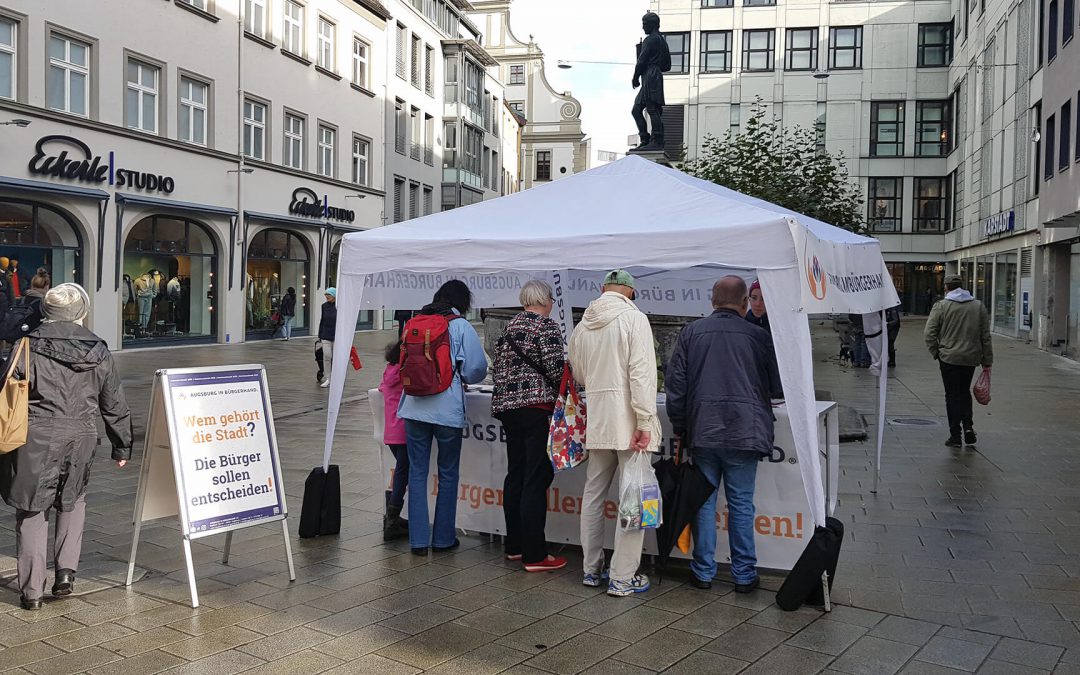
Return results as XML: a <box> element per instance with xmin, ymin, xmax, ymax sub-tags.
<box><xmin>678</xmin><ymin>100</ymin><xmax>865</xmax><ymax>233</ymax></box>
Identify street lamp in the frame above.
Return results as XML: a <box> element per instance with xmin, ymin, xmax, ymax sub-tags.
<box><xmin>812</xmin><ymin>69</ymin><xmax>830</xmax><ymax>80</ymax></box>
<box><xmin>0</xmin><ymin>118</ymin><xmax>31</xmax><ymax>127</ymax></box>
<box><xmin>227</xmin><ymin>167</ymin><xmax>254</xmax><ymax>174</ymax></box>
<box><xmin>557</xmin><ymin>60</ymin><xmax>572</xmax><ymax>69</ymax></box>
<box><xmin>345</xmin><ymin>193</ymin><xmax>366</xmax><ymax>200</ymax></box>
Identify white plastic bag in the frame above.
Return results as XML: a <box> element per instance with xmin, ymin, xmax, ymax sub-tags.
<box><xmin>618</xmin><ymin>452</ymin><xmax>662</xmax><ymax>531</ymax></box>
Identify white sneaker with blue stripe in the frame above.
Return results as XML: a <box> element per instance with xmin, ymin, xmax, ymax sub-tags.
<box><xmin>582</xmin><ymin>569</ymin><xmax>610</xmax><ymax>587</ymax></box>
<box><xmin>607</xmin><ymin>574</ymin><xmax>650</xmax><ymax>597</ymax></box>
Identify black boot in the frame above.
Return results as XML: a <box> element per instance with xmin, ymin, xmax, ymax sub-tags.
<box><xmin>52</xmin><ymin>569</ymin><xmax>75</xmax><ymax>597</ymax></box>
<box><xmin>383</xmin><ymin>505</ymin><xmax>408</xmax><ymax>542</ymax></box>
<box><xmin>963</xmin><ymin>426</ymin><xmax>977</xmax><ymax>445</ymax></box>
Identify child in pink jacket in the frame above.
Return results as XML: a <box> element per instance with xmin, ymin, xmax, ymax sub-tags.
<box><xmin>380</xmin><ymin>340</ymin><xmax>409</xmax><ymax>541</ymax></box>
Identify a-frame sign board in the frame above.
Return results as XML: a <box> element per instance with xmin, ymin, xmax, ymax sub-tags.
<box><xmin>126</xmin><ymin>365</ymin><xmax>295</xmax><ymax>608</ymax></box>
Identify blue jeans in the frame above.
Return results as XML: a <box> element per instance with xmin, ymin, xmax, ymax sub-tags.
<box><xmin>691</xmin><ymin>449</ymin><xmax>760</xmax><ymax>585</ymax></box>
<box><xmin>405</xmin><ymin>420</ymin><xmax>463</xmax><ymax>549</ymax></box>
<box><xmin>282</xmin><ymin>315</ymin><xmax>294</xmax><ymax>338</ymax></box>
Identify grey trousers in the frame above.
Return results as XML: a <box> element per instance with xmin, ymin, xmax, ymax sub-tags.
<box><xmin>581</xmin><ymin>449</ymin><xmax>646</xmax><ymax>583</ymax></box>
<box><xmin>15</xmin><ymin>494</ymin><xmax>86</xmax><ymax>600</ymax></box>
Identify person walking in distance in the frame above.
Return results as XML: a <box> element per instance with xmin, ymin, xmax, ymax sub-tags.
<box><xmin>665</xmin><ymin>276</ymin><xmax>782</xmax><ymax>593</ymax></box>
<box><xmin>924</xmin><ymin>274</ymin><xmax>992</xmax><ymax>447</ymax></box>
<box><xmin>279</xmin><ymin>287</ymin><xmax>297</xmax><ymax>341</ymax></box>
<box><xmin>317</xmin><ymin>288</ymin><xmax>337</xmax><ymax>387</ymax></box>
<box><xmin>569</xmin><ymin>270</ymin><xmax>661</xmax><ymax>597</ymax></box>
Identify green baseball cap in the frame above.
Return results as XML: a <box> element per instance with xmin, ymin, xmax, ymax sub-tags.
<box><xmin>603</xmin><ymin>269</ymin><xmax>636</xmax><ymax>289</ymax></box>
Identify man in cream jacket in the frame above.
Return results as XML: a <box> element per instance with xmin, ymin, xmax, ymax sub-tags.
<box><xmin>568</xmin><ymin>270</ymin><xmax>661</xmax><ymax>597</ymax></box>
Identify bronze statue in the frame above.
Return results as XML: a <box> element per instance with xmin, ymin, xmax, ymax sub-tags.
<box><xmin>631</xmin><ymin>11</ymin><xmax>671</xmax><ymax>152</ymax></box>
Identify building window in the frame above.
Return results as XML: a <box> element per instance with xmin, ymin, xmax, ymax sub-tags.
<box><xmin>47</xmin><ymin>34</ymin><xmax>90</xmax><ymax>116</ymax></box>
<box><xmin>868</xmin><ymin>178</ymin><xmax>902</xmax><ymax>232</ymax></box>
<box><xmin>1</xmin><ymin>17</ymin><xmax>16</xmax><ymax>100</ymax></box>
<box><xmin>317</xmin><ymin>17</ymin><xmax>334</xmax><ymax>70</ymax></box>
<box><xmin>491</xmin><ymin>150</ymin><xmax>499</xmax><ymax>190</ymax></box>
<box><xmin>425</xmin><ymin>44</ymin><xmax>434</xmax><ymax>95</ymax></box>
<box><xmin>423</xmin><ymin>185</ymin><xmax>433</xmax><ymax>215</ymax></box>
<box><xmin>409</xmin><ymin>182</ymin><xmax>420</xmax><ymax>220</ymax></box>
<box><xmin>871</xmin><ymin>101</ymin><xmax>905</xmax><ymax>157</ymax></box>
<box><xmin>828</xmin><ymin>26</ymin><xmax>862</xmax><ymax>70</ymax></box>
<box><xmin>244</xmin><ymin>0</ymin><xmax>266</xmax><ymax>38</ymax></box>
<box><xmin>1045</xmin><ymin>113</ymin><xmax>1056</xmax><ymax>179</ymax></box>
<box><xmin>915</xmin><ymin>100</ymin><xmax>951</xmax><ymax>156</ymax></box>
<box><xmin>701</xmin><ymin>31</ymin><xmax>732</xmax><ymax>73</ymax></box>
<box><xmin>742</xmin><ymin>29</ymin><xmax>775</xmax><ymax>72</ymax></box>
<box><xmin>395</xmin><ymin>23</ymin><xmax>406</xmax><ymax>79</ymax></box>
<box><xmin>536</xmin><ymin>150</ymin><xmax>552</xmax><ymax>181</ymax></box>
<box><xmin>465</xmin><ymin>59</ymin><xmax>483</xmax><ymax>113</ymax></box>
<box><xmin>283</xmin><ymin>1</ymin><xmax>304</xmax><ymax>56</ymax></box>
<box><xmin>178</xmin><ymin>0</ymin><xmax>207</xmax><ymax>9</ymax></box>
<box><xmin>915</xmin><ymin>178</ymin><xmax>948</xmax><ymax>232</ymax></box>
<box><xmin>179</xmin><ymin>76</ymin><xmax>208</xmax><ymax>146</ymax></box>
<box><xmin>785</xmin><ymin>28</ymin><xmax>818</xmax><ymax>71</ymax></box>
<box><xmin>918</xmin><ymin>22</ymin><xmax>953</xmax><ymax>67</ymax></box>
<box><xmin>1076</xmin><ymin>90</ymin><xmax>1080</xmax><ymax>162</ymax></box>
<box><xmin>667</xmin><ymin>32</ymin><xmax>691</xmax><ymax>74</ymax></box>
<box><xmin>351</xmin><ymin>136</ymin><xmax>368</xmax><ymax>186</ymax></box>
<box><xmin>352</xmin><ymin>38</ymin><xmax>368</xmax><ymax>88</ymax></box>
<box><xmin>1060</xmin><ymin>101</ymin><xmax>1071</xmax><ymax>172</ymax></box>
<box><xmin>317</xmin><ymin>124</ymin><xmax>335</xmax><ymax>177</ymax></box>
<box><xmin>125</xmin><ymin>59</ymin><xmax>159</xmax><ymax>133</ymax></box>
<box><xmin>410</xmin><ymin>34</ymin><xmax>421</xmax><ymax>87</ymax></box>
<box><xmin>394</xmin><ymin>99</ymin><xmax>406</xmax><ymax>154</ymax></box>
<box><xmin>1049</xmin><ymin>0</ymin><xmax>1060</xmax><ymax>60</ymax></box>
<box><xmin>464</xmin><ymin>125</ymin><xmax>482</xmax><ymax>176</ymax></box>
<box><xmin>284</xmin><ymin>112</ymin><xmax>304</xmax><ymax>169</ymax></box>
<box><xmin>243</xmin><ymin>98</ymin><xmax>266</xmax><ymax>160</ymax></box>
<box><xmin>1033</xmin><ymin>101</ymin><xmax>1042</xmax><ymax>195</ymax></box>
<box><xmin>701</xmin><ymin>0</ymin><xmax>733</xmax><ymax>7</ymax></box>
<box><xmin>410</xmin><ymin>107</ymin><xmax>421</xmax><ymax>160</ymax></box>
<box><xmin>745</xmin><ymin>0</ymin><xmax>775</xmax><ymax>6</ymax></box>
<box><xmin>393</xmin><ymin>177</ymin><xmax>404</xmax><ymax>223</ymax></box>
<box><xmin>1065</xmin><ymin>0</ymin><xmax>1075</xmax><ymax>44</ymax></box>
<box><xmin>424</xmin><ymin>114</ymin><xmax>434</xmax><ymax>165</ymax></box>
<box><xmin>509</xmin><ymin>101</ymin><xmax>524</xmax><ymax>117</ymax></box>
<box><xmin>509</xmin><ymin>63</ymin><xmax>525</xmax><ymax>84</ymax></box>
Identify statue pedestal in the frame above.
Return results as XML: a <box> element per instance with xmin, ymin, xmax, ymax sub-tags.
<box><xmin>627</xmin><ymin>148</ymin><xmax>673</xmax><ymax>166</ymax></box>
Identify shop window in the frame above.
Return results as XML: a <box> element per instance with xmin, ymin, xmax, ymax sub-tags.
<box><xmin>327</xmin><ymin>240</ymin><xmax>373</xmax><ymax>329</ymax></box>
<box><xmin>246</xmin><ymin>228</ymin><xmax>309</xmax><ymax>338</ymax></box>
<box><xmin>0</xmin><ymin>200</ymin><xmax>82</xmax><ymax>293</ymax></box>
<box><xmin>993</xmin><ymin>253</ymin><xmax>1018</xmax><ymax>333</ymax></box>
<box><xmin>123</xmin><ymin>216</ymin><xmax>217</xmax><ymax>345</ymax></box>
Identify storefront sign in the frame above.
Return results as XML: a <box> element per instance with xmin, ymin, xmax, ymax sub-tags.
<box><xmin>983</xmin><ymin>210</ymin><xmax>1015</xmax><ymax>238</ymax></box>
<box><xmin>27</xmin><ymin>135</ymin><xmax>176</xmax><ymax>194</ymax></box>
<box><xmin>288</xmin><ymin>187</ymin><xmax>355</xmax><ymax>223</ymax></box>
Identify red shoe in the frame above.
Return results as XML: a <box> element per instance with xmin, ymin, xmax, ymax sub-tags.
<box><xmin>524</xmin><ymin>555</ymin><xmax>567</xmax><ymax>573</ymax></box>
<box><xmin>505</xmin><ymin>553</ymin><xmax>522</xmax><ymax>561</ymax></box>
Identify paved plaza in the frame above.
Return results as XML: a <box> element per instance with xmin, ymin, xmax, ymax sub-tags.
<box><xmin>2</xmin><ymin>320</ymin><xmax>1080</xmax><ymax>674</ymax></box>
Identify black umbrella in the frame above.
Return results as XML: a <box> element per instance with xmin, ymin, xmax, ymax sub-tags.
<box><xmin>653</xmin><ymin>442</ymin><xmax>717</xmax><ymax>568</ymax></box>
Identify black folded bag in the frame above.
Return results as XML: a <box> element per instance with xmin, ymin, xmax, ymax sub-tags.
<box><xmin>776</xmin><ymin>516</ymin><xmax>844</xmax><ymax>611</ymax></box>
<box><xmin>299</xmin><ymin>465</ymin><xmax>341</xmax><ymax>538</ymax></box>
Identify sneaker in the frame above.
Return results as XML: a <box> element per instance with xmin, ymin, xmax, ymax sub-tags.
<box><xmin>505</xmin><ymin>553</ymin><xmax>523</xmax><ymax>562</ymax></box>
<box><xmin>320</xmin><ymin>380</ymin><xmax>330</xmax><ymax>388</ymax></box>
<box><xmin>582</xmin><ymin>569</ymin><xmax>610</xmax><ymax>587</ymax></box>
<box><xmin>524</xmin><ymin>555</ymin><xmax>567</xmax><ymax>573</ymax></box>
<box><xmin>964</xmin><ymin>428</ymin><xmax>977</xmax><ymax>445</ymax></box>
<box><xmin>945</xmin><ymin>436</ymin><xmax>962</xmax><ymax>448</ymax></box>
<box><xmin>607</xmin><ymin>574</ymin><xmax>650</xmax><ymax>597</ymax></box>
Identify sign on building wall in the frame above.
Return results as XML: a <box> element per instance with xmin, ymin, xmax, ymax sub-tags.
<box><xmin>28</xmin><ymin>135</ymin><xmax>177</xmax><ymax>193</ymax></box>
<box><xmin>983</xmin><ymin>210</ymin><xmax>1015</xmax><ymax>238</ymax></box>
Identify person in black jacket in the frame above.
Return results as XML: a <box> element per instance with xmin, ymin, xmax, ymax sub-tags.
<box><xmin>279</xmin><ymin>287</ymin><xmax>297</xmax><ymax>341</ymax></box>
<box><xmin>665</xmin><ymin>276</ymin><xmax>782</xmax><ymax>594</ymax></box>
<box><xmin>0</xmin><ymin>283</ymin><xmax>133</xmax><ymax>611</ymax></box>
<box><xmin>317</xmin><ymin>287</ymin><xmax>337</xmax><ymax>387</ymax></box>
<box><xmin>886</xmin><ymin>305</ymin><xmax>901</xmax><ymax>368</ymax></box>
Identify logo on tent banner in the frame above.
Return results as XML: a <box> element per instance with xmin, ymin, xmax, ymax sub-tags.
<box><xmin>807</xmin><ymin>255</ymin><xmax>827</xmax><ymax>300</ymax></box>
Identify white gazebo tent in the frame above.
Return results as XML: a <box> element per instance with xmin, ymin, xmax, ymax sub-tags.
<box><xmin>322</xmin><ymin>155</ymin><xmax>899</xmax><ymax>530</ymax></box>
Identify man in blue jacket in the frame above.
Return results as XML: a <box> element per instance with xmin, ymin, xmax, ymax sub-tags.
<box><xmin>665</xmin><ymin>276</ymin><xmax>782</xmax><ymax>593</ymax></box>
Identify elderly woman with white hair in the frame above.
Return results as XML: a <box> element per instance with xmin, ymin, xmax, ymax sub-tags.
<box><xmin>0</xmin><ymin>283</ymin><xmax>133</xmax><ymax>611</ymax></box>
<box><xmin>490</xmin><ymin>280</ymin><xmax>567</xmax><ymax>572</ymax></box>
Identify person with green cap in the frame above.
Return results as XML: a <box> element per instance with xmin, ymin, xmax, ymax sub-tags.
<box><xmin>569</xmin><ymin>269</ymin><xmax>661</xmax><ymax>597</ymax></box>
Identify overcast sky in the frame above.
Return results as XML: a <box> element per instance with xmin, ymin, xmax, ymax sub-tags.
<box><xmin>507</xmin><ymin>0</ymin><xmax>643</xmax><ymax>162</ymax></box>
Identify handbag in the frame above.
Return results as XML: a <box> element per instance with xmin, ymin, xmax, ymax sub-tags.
<box><xmin>547</xmin><ymin>364</ymin><xmax>587</xmax><ymax>472</ymax></box>
<box><xmin>0</xmin><ymin>338</ymin><xmax>31</xmax><ymax>453</ymax></box>
<box><xmin>502</xmin><ymin>333</ymin><xmax>558</xmax><ymax>389</ymax></box>
<box><xmin>270</xmin><ymin>311</ymin><xmax>281</xmax><ymax>324</ymax></box>
<box><xmin>973</xmin><ymin>368</ymin><xmax>991</xmax><ymax>405</ymax></box>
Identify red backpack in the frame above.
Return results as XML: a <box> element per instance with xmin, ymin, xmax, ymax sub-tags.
<box><xmin>400</xmin><ymin>313</ymin><xmax>464</xmax><ymax>396</ymax></box>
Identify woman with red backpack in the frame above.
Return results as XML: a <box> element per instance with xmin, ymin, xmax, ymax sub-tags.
<box><xmin>397</xmin><ymin>280</ymin><xmax>487</xmax><ymax>556</ymax></box>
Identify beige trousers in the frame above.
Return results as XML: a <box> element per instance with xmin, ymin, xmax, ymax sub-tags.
<box><xmin>580</xmin><ymin>449</ymin><xmax>645</xmax><ymax>582</ymax></box>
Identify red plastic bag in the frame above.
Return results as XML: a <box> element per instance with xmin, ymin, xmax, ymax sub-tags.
<box><xmin>349</xmin><ymin>346</ymin><xmax>363</xmax><ymax>371</ymax></box>
<box><xmin>973</xmin><ymin>368</ymin><xmax>991</xmax><ymax>405</ymax></box>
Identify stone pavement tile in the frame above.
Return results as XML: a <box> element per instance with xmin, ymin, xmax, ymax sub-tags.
<box><xmin>702</xmin><ymin>622</ymin><xmax>791</xmax><ymax>662</ymax></box>
<box><xmin>826</xmin><ymin>606</ymin><xmax>888</xmax><ymax>629</ymax></box>
<box><xmin>487</xmin><ymin>568</ymin><xmax>563</xmax><ymax>592</ymax></box>
<box><xmin>5</xmin><ymin>598</ymin><xmax>96</xmax><ymax>624</ymax></box>
<box><xmin>155</xmin><ymin>648</ymin><xmax>265</xmax><ymax>675</ymax></box>
<box><xmin>237</xmin><ymin>603</ymin><xmax>330</xmax><ymax>635</ymax></box>
<box><xmin>304</xmin><ymin>604</ymin><xmax>393</xmax><ymax>636</ymax></box>
<box><xmin>643</xmin><ymin>587</ymin><xmax>716</xmax><ymax>615</ymax></box>
<box><xmin>988</xmin><ymin>637</ymin><xmax>1065</xmax><ymax>670</ymax></box>
<box><xmin>495</xmin><ymin>615</ymin><xmax>595</xmax><ymax>654</ymax></box>
<box><xmin>99</xmin><ymin>625</ymin><xmax>190</xmax><ymax>657</ymax></box>
<box><xmin>1055</xmin><ymin>664</ymin><xmax>1080</xmax><ymax>674</ymax></box>
<box><xmin>500</xmin><ymin>666</ymin><xmax>554</xmax><ymax>675</ymax></box>
<box><xmin>581</xmin><ymin>660</ymin><xmax>655</xmax><ymax>675</ymax></box>
<box><xmin>715</xmin><ymin>587</ymin><xmax>778</xmax><ymax>611</ymax></box>
<box><xmin>363</xmin><ymin>584</ymin><xmax>454</xmax><ymax>615</ymax></box>
<box><xmin>540</xmin><ymin>571</ymin><xmax>607</xmax><ymax>600</ymax></box>
<box><xmin>310</xmin><ymin>564</ymin><xmax>397</xmax><ymax>591</ymax></box>
<box><xmin>41</xmin><ymin>620</ymin><xmax>133</xmax><ymax>652</ymax></box>
<box><xmin>959</xmin><ymin>615</ymin><xmax>1025</xmax><ymax>639</ymax></box>
<box><xmin>747</xmin><ymin>605</ymin><xmax>824</xmax><ymax>634</ymax></box>
<box><xmin>323</xmin><ymin>653</ymin><xmax>420</xmax><ymax>675</ymax></box>
<box><xmin>661</xmin><ymin>650</ymin><xmax>749</xmax><ymax>675</ymax></box>
<box><xmin>828</xmin><ymin>635</ymin><xmax>919</xmax><ymax>675</ymax></box>
<box><xmin>915</xmin><ymin>636</ymin><xmax>994</xmax><ymax>671</ymax></box>
<box><xmin>980</xmin><ymin>660</ymin><xmax>1051</xmax><ymax>674</ymax></box>
<box><xmin>869</xmin><ymin>616</ymin><xmax>942</xmax><ymax>646</ymax></box>
<box><xmin>936</xmin><ymin>627</ymin><xmax>1005</xmax><ymax>647</ymax></box>
<box><xmin>235</xmin><ymin>649</ymin><xmax>343</xmax><ymax>675</ymax></box>
<box><xmin>611</xmin><ymin>627</ymin><xmax>710</xmax><ymax>671</ymax></box>
<box><xmin>160</xmin><ymin>625</ymin><xmax>262</xmax><ymax>660</ymax></box>
<box><xmin>376</xmin><ymin>621</ymin><xmax>494</xmax><ymax>670</ymax></box>
<box><xmin>669</xmin><ymin>599</ymin><xmax>759</xmax><ymax>639</ymax></box>
<box><xmin>376</xmin><ymin>562</ymin><xmax>461</xmax><ymax>590</ymax></box>
<box><xmin>426</xmin><ymin>564</ymin><xmax>513</xmax><ymax>593</ymax></box>
<box><xmin>166</xmin><ymin>602</ymin><xmax>272</xmax><ymax>636</ymax></box>
<box><xmin>559</xmin><ymin>591</ymin><xmax>648</xmax><ymax>624</ymax></box>
<box><xmin>197</xmin><ymin>582</ymin><xmax>278</xmax><ymax>609</ymax></box>
<box><xmin>440</xmin><ymin>584</ymin><xmax>517</xmax><ymax>612</ymax></box>
<box><xmin>968</xmin><ymin>598</ymin><xmax>1064</xmax><ymax>621</ymax></box>
<box><xmin>0</xmin><ymin>616</ymin><xmax>85</xmax><ymax>647</ymax></box>
<box><xmin>785</xmin><ymin>619</ymin><xmax>869</xmax><ymax>656</ymax></box>
<box><xmin>589</xmin><ymin>605</ymin><xmax>683</xmax><ymax>641</ymax></box>
<box><xmin>314</xmin><ymin>624</ymin><xmax>410</xmax><ymax>661</ymax></box>
<box><xmin>1016</xmin><ymin>620</ymin><xmax>1080</xmax><ymax>649</ymax></box>
<box><xmin>493</xmin><ymin>587</ymin><xmax>585</xmax><ymax>619</ymax></box>
<box><xmin>236</xmin><ymin>626</ymin><xmax>332</xmax><ymax>661</ymax></box>
<box><xmin>848</xmin><ymin>590</ymin><xmax>906</xmax><ymax>615</ymax></box>
<box><xmin>85</xmin><ymin>649</ymin><xmax>186</xmax><ymax>675</ymax></box>
<box><xmin>453</xmin><ymin>605</ymin><xmax>538</xmax><ymax>637</ymax></box>
<box><xmin>114</xmin><ymin>603</ymin><xmax>201</xmax><ymax>632</ymax></box>
<box><xmin>247</xmin><ymin>582</ymin><xmax>337</xmax><ymax>610</ymax></box>
<box><xmin>424</xmin><ymin>643</ymin><xmax>531</xmax><ymax>675</ymax></box>
<box><xmin>0</xmin><ymin>641</ymin><xmax>66</xmax><ymax>670</ymax></box>
<box><xmin>310</xmin><ymin>582</ymin><xmax>398</xmax><ymax>613</ymax></box>
<box><xmin>523</xmin><ymin>632</ymin><xmax>628</xmax><ymax>674</ymax></box>
<box><xmin>21</xmin><ymin>645</ymin><xmax>121</xmax><ymax>675</ymax></box>
<box><xmin>377</xmin><ymin>602</ymin><xmax>466</xmax><ymax>635</ymax></box>
<box><xmin>738</xmin><ymin>644</ymin><xmax>836</xmax><ymax>675</ymax></box>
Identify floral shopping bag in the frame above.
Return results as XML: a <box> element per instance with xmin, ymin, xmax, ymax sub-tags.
<box><xmin>547</xmin><ymin>364</ymin><xmax>587</xmax><ymax>472</ymax></box>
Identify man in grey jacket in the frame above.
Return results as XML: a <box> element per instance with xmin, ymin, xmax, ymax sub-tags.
<box><xmin>924</xmin><ymin>274</ymin><xmax>993</xmax><ymax>447</ymax></box>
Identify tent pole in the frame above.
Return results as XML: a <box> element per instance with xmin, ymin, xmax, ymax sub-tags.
<box><xmin>872</xmin><ymin>310</ymin><xmax>888</xmax><ymax>494</ymax></box>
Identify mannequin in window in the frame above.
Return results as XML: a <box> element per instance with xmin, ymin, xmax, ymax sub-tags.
<box><xmin>8</xmin><ymin>259</ymin><xmax>30</xmax><ymax>298</ymax></box>
<box><xmin>0</xmin><ymin>257</ymin><xmax>14</xmax><ymax>310</ymax></box>
<box><xmin>134</xmin><ymin>271</ymin><xmax>155</xmax><ymax>329</ymax></box>
<box><xmin>167</xmin><ymin>275</ymin><xmax>182</xmax><ymax>326</ymax></box>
